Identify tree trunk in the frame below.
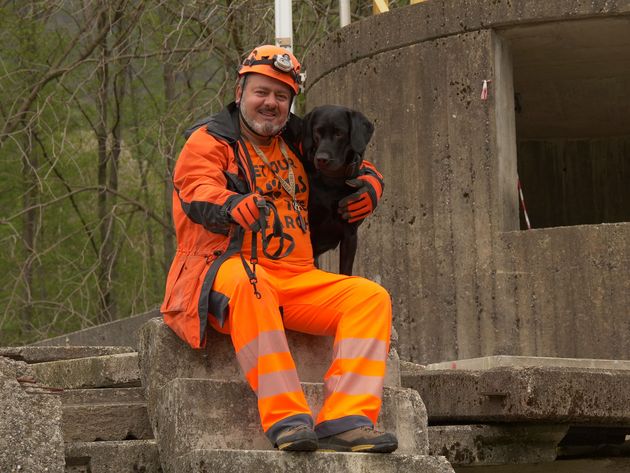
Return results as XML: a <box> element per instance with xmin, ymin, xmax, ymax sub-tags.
<box><xmin>96</xmin><ymin>8</ymin><xmax>114</xmax><ymax>324</ymax></box>
<box><xmin>20</xmin><ymin>121</ymin><xmax>38</xmax><ymax>335</ymax></box>
<box><xmin>162</xmin><ymin>60</ymin><xmax>176</xmax><ymax>274</ymax></box>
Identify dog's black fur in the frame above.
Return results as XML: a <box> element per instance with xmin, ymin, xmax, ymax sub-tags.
<box><xmin>302</xmin><ymin>105</ymin><xmax>374</xmax><ymax>275</ymax></box>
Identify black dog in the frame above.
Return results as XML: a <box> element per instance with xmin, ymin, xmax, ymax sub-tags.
<box><xmin>302</xmin><ymin>105</ymin><xmax>375</xmax><ymax>275</ymax></box>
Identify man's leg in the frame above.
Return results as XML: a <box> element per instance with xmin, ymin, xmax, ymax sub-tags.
<box><xmin>208</xmin><ymin>257</ymin><xmax>317</xmax><ymax>451</ymax></box>
<box><xmin>275</xmin><ymin>266</ymin><xmax>397</xmax><ymax>453</ymax></box>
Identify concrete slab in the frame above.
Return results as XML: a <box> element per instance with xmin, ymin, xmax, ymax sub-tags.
<box><xmin>155</xmin><ymin>378</ymin><xmax>428</xmax><ymax>461</ymax></box>
<box><xmin>32</xmin><ymin>352</ymin><xmax>140</xmax><ymax>389</ymax></box>
<box><xmin>65</xmin><ymin>440</ymin><xmax>161</xmax><ymax>473</ymax></box>
<box><xmin>0</xmin><ymin>346</ymin><xmax>135</xmax><ymax>363</ymax></box>
<box><xmin>401</xmin><ymin>360</ymin><xmax>426</xmax><ymax>375</ymax></box>
<box><xmin>403</xmin><ymin>367</ymin><xmax>630</xmax><ymax>424</ymax></box>
<box><xmin>453</xmin><ymin>457</ymin><xmax>630</xmax><ymax>473</ymax></box>
<box><xmin>139</xmin><ymin>317</ymin><xmax>401</xmax><ymax>421</ymax></box>
<box><xmin>63</xmin><ymin>402</ymin><xmax>152</xmax><ymax>442</ymax></box>
<box><xmin>426</xmin><ymin>356</ymin><xmax>630</xmax><ymax>371</ymax></box>
<box><xmin>429</xmin><ymin>424</ymin><xmax>569</xmax><ymax>466</ymax></box>
<box><xmin>62</xmin><ymin>387</ymin><xmax>145</xmax><ymax>405</ymax></box>
<box><xmin>0</xmin><ymin>357</ymin><xmax>64</xmax><ymax>473</ymax></box>
<box><xmin>170</xmin><ymin>449</ymin><xmax>454</xmax><ymax>473</ymax></box>
<box><xmin>31</xmin><ymin>308</ymin><xmax>159</xmax><ymax>348</ymax></box>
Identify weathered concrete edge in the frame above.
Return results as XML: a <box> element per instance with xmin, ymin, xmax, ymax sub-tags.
<box><xmin>305</xmin><ymin>0</ymin><xmax>630</xmax><ymax>88</ymax></box>
<box><xmin>428</xmin><ymin>424</ymin><xmax>569</xmax><ymax>466</ymax></box>
<box><xmin>0</xmin><ymin>346</ymin><xmax>136</xmax><ymax>363</ymax></box>
<box><xmin>64</xmin><ymin>440</ymin><xmax>161</xmax><ymax>471</ymax></box>
<box><xmin>170</xmin><ymin>449</ymin><xmax>455</xmax><ymax>473</ymax></box>
<box><xmin>30</xmin><ymin>308</ymin><xmax>160</xmax><ymax>348</ymax></box>
<box><xmin>32</xmin><ymin>353</ymin><xmax>140</xmax><ymax>389</ymax></box>
<box><xmin>426</xmin><ymin>354</ymin><xmax>630</xmax><ymax>371</ymax></box>
<box><xmin>404</xmin><ymin>367</ymin><xmax>630</xmax><ymax>424</ymax></box>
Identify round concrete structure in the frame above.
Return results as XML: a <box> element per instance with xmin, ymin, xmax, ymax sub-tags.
<box><xmin>305</xmin><ymin>0</ymin><xmax>630</xmax><ymax>363</ymax></box>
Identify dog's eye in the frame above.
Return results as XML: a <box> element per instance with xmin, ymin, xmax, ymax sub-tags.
<box><xmin>334</xmin><ymin>130</ymin><xmax>344</xmax><ymax>138</ymax></box>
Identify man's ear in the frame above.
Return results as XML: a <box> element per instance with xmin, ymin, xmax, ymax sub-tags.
<box><xmin>235</xmin><ymin>84</ymin><xmax>242</xmax><ymax>106</ymax></box>
<box><xmin>235</xmin><ymin>77</ymin><xmax>245</xmax><ymax>106</ymax></box>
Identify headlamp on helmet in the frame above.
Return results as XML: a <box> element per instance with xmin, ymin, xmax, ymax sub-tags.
<box><xmin>273</xmin><ymin>53</ymin><xmax>293</xmax><ymax>73</ymax></box>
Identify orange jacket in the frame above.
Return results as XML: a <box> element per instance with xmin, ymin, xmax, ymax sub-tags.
<box><xmin>161</xmin><ymin>102</ymin><xmax>304</xmax><ymax>348</ymax></box>
<box><xmin>161</xmin><ymin>102</ymin><xmax>382</xmax><ymax>348</ymax></box>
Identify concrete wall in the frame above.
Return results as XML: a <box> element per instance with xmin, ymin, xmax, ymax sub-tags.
<box><xmin>497</xmin><ymin>223</ymin><xmax>630</xmax><ymax>359</ymax></box>
<box><xmin>305</xmin><ymin>0</ymin><xmax>630</xmax><ymax>363</ymax></box>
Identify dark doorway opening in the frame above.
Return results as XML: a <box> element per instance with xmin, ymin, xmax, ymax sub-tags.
<box><xmin>502</xmin><ymin>18</ymin><xmax>630</xmax><ymax>230</ymax></box>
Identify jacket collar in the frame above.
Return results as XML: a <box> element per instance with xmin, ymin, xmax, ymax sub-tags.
<box><xmin>202</xmin><ymin>102</ymin><xmax>303</xmax><ymax>150</ymax></box>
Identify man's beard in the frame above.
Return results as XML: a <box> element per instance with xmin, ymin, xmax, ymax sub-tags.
<box><xmin>240</xmin><ymin>101</ymin><xmax>286</xmax><ymax>137</ymax></box>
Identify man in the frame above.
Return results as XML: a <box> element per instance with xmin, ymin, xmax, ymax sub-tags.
<box><xmin>160</xmin><ymin>44</ymin><xmax>397</xmax><ymax>453</ymax></box>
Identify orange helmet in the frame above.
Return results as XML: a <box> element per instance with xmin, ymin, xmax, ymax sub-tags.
<box><xmin>238</xmin><ymin>45</ymin><xmax>302</xmax><ymax>95</ymax></box>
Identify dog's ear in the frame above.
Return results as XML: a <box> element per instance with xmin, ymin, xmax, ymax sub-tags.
<box><xmin>349</xmin><ymin>110</ymin><xmax>374</xmax><ymax>155</ymax></box>
<box><xmin>301</xmin><ymin>109</ymin><xmax>316</xmax><ymax>160</ymax></box>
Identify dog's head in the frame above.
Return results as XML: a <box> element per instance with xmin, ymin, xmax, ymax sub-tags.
<box><xmin>302</xmin><ymin>105</ymin><xmax>374</xmax><ymax>178</ymax></box>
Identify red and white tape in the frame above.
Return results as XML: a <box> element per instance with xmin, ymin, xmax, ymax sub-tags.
<box><xmin>517</xmin><ymin>177</ymin><xmax>531</xmax><ymax>230</ymax></box>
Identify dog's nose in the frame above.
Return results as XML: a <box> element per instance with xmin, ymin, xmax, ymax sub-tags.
<box><xmin>315</xmin><ymin>153</ymin><xmax>332</xmax><ymax>169</ymax></box>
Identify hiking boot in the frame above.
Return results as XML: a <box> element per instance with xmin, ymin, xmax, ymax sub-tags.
<box><xmin>275</xmin><ymin>424</ymin><xmax>319</xmax><ymax>451</ymax></box>
<box><xmin>318</xmin><ymin>426</ymin><xmax>398</xmax><ymax>453</ymax></box>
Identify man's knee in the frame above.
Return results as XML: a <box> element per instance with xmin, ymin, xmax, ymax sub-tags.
<box><xmin>358</xmin><ymin>278</ymin><xmax>391</xmax><ymax>305</ymax></box>
<box><xmin>346</xmin><ymin>277</ymin><xmax>392</xmax><ymax>324</ymax></box>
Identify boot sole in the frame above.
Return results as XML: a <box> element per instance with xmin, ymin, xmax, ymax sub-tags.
<box><xmin>318</xmin><ymin>442</ymin><xmax>398</xmax><ymax>453</ymax></box>
<box><xmin>278</xmin><ymin>438</ymin><xmax>319</xmax><ymax>452</ymax></box>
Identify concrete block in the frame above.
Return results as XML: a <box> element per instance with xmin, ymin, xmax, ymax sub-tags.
<box><xmin>155</xmin><ymin>378</ymin><xmax>428</xmax><ymax>462</ymax></box>
<box><xmin>32</xmin><ymin>308</ymin><xmax>160</xmax><ymax>348</ymax></box>
<box><xmin>63</xmin><ymin>402</ymin><xmax>152</xmax><ymax>442</ymax></box>
<box><xmin>0</xmin><ymin>346</ymin><xmax>135</xmax><ymax>363</ymax></box>
<box><xmin>32</xmin><ymin>353</ymin><xmax>140</xmax><ymax>389</ymax></box>
<box><xmin>0</xmin><ymin>357</ymin><xmax>64</xmax><ymax>473</ymax></box>
<box><xmin>65</xmin><ymin>440</ymin><xmax>161</xmax><ymax>473</ymax></box>
<box><xmin>426</xmin><ymin>356</ymin><xmax>630</xmax><ymax>371</ymax></box>
<box><xmin>403</xmin><ymin>367</ymin><xmax>630</xmax><ymax>424</ymax></box>
<box><xmin>429</xmin><ymin>424</ymin><xmax>569</xmax><ymax>466</ymax></box>
<box><xmin>170</xmin><ymin>449</ymin><xmax>454</xmax><ymax>473</ymax></box>
<box><xmin>139</xmin><ymin>317</ymin><xmax>400</xmax><ymax>421</ymax></box>
<box><xmin>452</xmin><ymin>457</ymin><xmax>630</xmax><ymax>473</ymax></box>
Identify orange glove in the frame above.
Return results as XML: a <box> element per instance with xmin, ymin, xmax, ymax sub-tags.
<box><xmin>338</xmin><ymin>172</ymin><xmax>384</xmax><ymax>223</ymax></box>
<box><xmin>229</xmin><ymin>193</ymin><xmax>263</xmax><ymax>231</ymax></box>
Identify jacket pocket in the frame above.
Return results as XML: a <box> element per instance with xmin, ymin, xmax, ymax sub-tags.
<box><xmin>160</xmin><ymin>254</ymin><xmax>208</xmax><ymax>314</ymax></box>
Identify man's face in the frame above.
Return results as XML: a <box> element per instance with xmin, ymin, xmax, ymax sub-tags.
<box><xmin>237</xmin><ymin>73</ymin><xmax>292</xmax><ymax>137</ymax></box>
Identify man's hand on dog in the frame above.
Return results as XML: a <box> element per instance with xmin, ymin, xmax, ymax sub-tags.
<box><xmin>338</xmin><ymin>174</ymin><xmax>383</xmax><ymax>223</ymax></box>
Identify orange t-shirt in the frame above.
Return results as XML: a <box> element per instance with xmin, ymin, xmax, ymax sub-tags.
<box><xmin>240</xmin><ymin>137</ymin><xmax>314</xmax><ymax>268</ymax></box>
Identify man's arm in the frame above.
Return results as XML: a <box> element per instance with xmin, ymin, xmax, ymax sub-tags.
<box><xmin>338</xmin><ymin>160</ymin><xmax>384</xmax><ymax>223</ymax></box>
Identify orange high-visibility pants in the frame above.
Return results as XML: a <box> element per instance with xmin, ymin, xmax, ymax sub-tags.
<box><xmin>208</xmin><ymin>256</ymin><xmax>392</xmax><ymax>445</ymax></box>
